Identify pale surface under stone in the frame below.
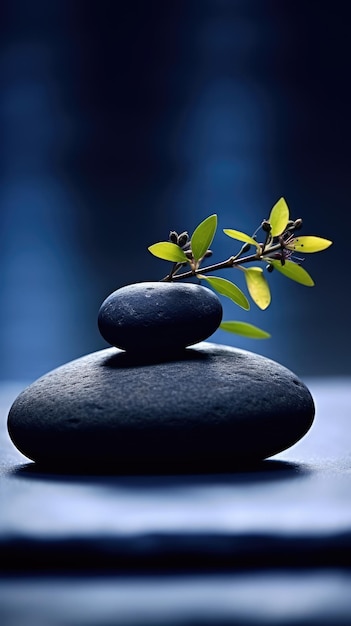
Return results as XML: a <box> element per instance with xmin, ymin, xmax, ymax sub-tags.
<box><xmin>1</xmin><ymin>379</ymin><xmax>351</xmax><ymax>625</ymax></box>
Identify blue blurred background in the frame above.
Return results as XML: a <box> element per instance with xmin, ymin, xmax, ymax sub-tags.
<box><xmin>0</xmin><ymin>0</ymin><xmax>347</xmax><ymax>382</ymax></box>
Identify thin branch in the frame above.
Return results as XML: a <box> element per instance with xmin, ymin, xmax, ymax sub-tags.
<box><xmin>161</xmin><ymin>241</ymin><xmax>285</xmax><ymax>282</ymax></box>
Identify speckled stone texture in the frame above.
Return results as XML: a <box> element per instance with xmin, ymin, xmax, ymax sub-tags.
<box><xmin>97</xmin><ymin>282</ymin><xmax>223</xmax><ymax>352</ymax></box>
<box><xmin>7</xmin><ymin>342</ymin><xmax>315</xmax><ymax>472</ymax></box>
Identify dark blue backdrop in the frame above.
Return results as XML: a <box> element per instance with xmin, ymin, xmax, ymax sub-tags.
<box><xmin>0</xmin><ymin>0</ymin><xmax>347</xmax><ymax>381</ymax></box>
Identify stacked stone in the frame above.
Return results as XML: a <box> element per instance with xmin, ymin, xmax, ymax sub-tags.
<box><xmin>7</xmin><ymin>282</ymin><xmax>315</xmax><ymax>472</ymax></box>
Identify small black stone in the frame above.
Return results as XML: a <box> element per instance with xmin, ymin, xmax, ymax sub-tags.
<box><xmin>7</xmin><ymin>342</ymin><xmax>315</xmax><ymax>473</ymax></box>
<box><xmin>97</xmin><ymin>282</ymin><xmax>223</xmax><ymax>353</ymax></box>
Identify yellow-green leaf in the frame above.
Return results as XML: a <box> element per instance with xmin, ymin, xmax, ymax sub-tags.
<box><xmin>200</xmin><ymin>275</ymin><xmax>250</xmax><ymax>310</ymax></box>
<box><xmin>220</xmin><ymin>321</ymin><xmax>271</xmax><ymax>339</ymax></box>
<box><xmin>269</xmin><ymin>259</ymin><xmax>314</xmax><ymax>286</ymax></box>
<box><xmin>148</xmin><ymin>242</ymin><xmax>189</xmax><ymax>263</ymax></box>
<box><xmin>268</xmin><ymin>197</ymin><xmax>290</xmax><ymax>237</ymax></box>
<box><xmin>286</xmin><ymin>236</ymin><xmax>333</xmax><ymax>253</ymax></box>
<box><xmin>191</xmin><ymin>214</ymin><xmax>217</xmax><ymax>262</ymax></box>
<box><xmin>244</xmin><ymin>267</ymin><xmax>271</xmax><ymax>310</ymax></box>
<box><xmin>223</xmin><ymin>229</ymin><xmax>260</xmax><ymax>250</ymax></box>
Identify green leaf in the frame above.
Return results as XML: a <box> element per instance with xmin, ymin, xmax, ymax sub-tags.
<box><xmin>200</xmin><ymin>275</ymin><xmax>250</xmax><ymax>310</ymax></box>
<box><xmin>286</xmin><ymin>236</ymin><xmax>333</xmax><ymax>253</ymax></box>
<box><xmin>269</xmin><ymin>259</ymin><xmax>314</xmax><ymax>286</ymax></box>
<box><xmin>220</xmin><ymin>321</ymin><xmax>271</xmax><ymax>339</ymax></box>
<box><xmin>148</xmin><ymin>242</ymin><xmax>189</xmax><ymax>263</ymax></box>
<box><xmin>244</xmin><ymin>267</ymin><xmax>271</xmax><ymax>310</ymax></box>
<box><xmin>268</xmin><ymin>197</ymin><xmax>290</xmax><ymax>237</ymax></box>
<box><xmin>191</xmin><ymin>214</ymin><xmax>217</xmax><ymax>262</ymax></box>
<box><xmin>223</xmin><ymin>229</ymin><xmax>260</xmax><ymax>250</ymax></box>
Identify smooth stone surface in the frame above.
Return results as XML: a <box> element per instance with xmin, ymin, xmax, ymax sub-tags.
<box><xmin>98</xmin><ymin>282</ymin><xmax>223</xmax><ymax>352</ymax></box>
<box><xmin>7</xmin><ymin>342</ymin><xmax>315</xmax><ymax>472</ymax></box>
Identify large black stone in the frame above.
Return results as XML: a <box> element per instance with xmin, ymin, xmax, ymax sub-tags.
<box><xmin>98</xmin><ymin>282</ymin><xmax>223</xmax><ymax>352</ymax></box>
<box><xmin>7</xmin><ymin>342</ymin><xmax>315</xmax><ymax>472</ymax></box>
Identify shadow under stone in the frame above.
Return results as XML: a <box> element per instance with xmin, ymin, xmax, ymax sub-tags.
<box><xmin>9</xmin><ymin>459</ymin><xmax>310</xmax><ymax>487</ymax></box>
<box><xmin>101</xmin><ymin>346</ymin><xmax>211</xmax><ymax>369</ymax></box>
